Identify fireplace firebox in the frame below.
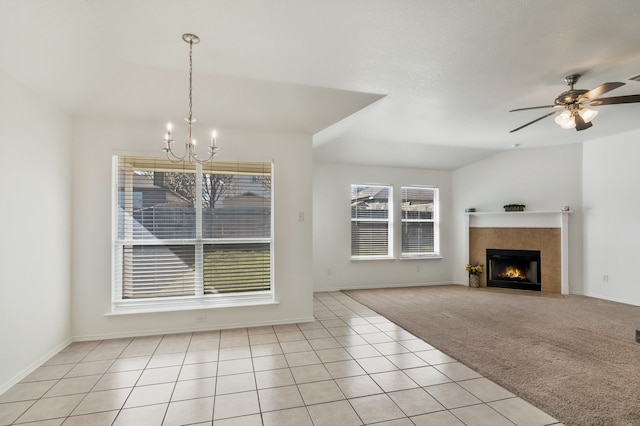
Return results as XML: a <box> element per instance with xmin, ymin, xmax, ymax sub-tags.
<box><xmin>486</xmin><ymin>249</ymin><xmax>541</xmax><ymax>291</ymax></box>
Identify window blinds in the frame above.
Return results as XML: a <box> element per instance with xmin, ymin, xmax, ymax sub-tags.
<box><xmin>401</xmin><ymin>186</ymin><xmax>438</xmax><ymax>255</ymax></box>
<box><xmin>351</xmin><ymin>184</ymin><xmax>392</xmax><ymax>257</ymax></box>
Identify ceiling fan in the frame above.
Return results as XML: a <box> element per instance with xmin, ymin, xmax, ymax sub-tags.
<box><xmin>509</xmin><ymin>74</ymin><xmax>640</xmax><ymax>133</ymax></box>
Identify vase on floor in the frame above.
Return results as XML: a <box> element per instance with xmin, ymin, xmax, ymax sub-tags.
<box><xmin>469</xmin><ymin>274</ymin><xmax>480</xmax><ymax>288</ymax></box>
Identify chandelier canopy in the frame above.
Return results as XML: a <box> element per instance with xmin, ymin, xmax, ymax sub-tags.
<box><xmin>163</xmin><ymin>33</ymin><xmax>218</xmax><ymax>164</ymax></box>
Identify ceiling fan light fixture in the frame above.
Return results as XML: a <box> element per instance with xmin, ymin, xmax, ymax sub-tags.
<box><xmin>578</xmin><ymin>107</ymin><xmax>598</xmax><ymax>123</ymax></box>
<box><xmin>554</xmin><ymin>110</ymin><xmax>575</xmax><ymax>129</ymax></box>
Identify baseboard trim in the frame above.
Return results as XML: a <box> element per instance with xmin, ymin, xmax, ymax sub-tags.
<box><xmin>314</xmin><ymin>281</ymin><xmax>459</xmax><ymax>293</ymax></box>
<box><xmin>570</xmin><ymin>291</ymin><xmax>640</xmax><ymax>308</ymax></box>
<box><xmin>0</xmin><ymin>337</ymin><xmax>73</xmax><ymax>396</ymax></box>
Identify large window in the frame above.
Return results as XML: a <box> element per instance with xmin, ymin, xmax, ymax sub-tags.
<box><xmin>351</xmin><ymin>184</ymin><xmax>393</xmax><ymax>258</ymax></box>
<box><xmin>401</xmin><ymin>186</ymin><xmax>439</xmax><ymax>257</ymax></box>
<box><xmin>113</xmin><ymin>156</ymin><xmax>272</xmax><ymax>311</ymax></box>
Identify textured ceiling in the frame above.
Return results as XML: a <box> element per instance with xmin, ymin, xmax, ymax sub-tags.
<box><xmin>2</xmin><ymin>0</ymin><xmax>640</xmax><ymax>169</ymax></box>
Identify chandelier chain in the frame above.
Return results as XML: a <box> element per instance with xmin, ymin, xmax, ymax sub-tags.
<box><xmin>188</xmin><ymin>37</ymin><xmax>194</xmax><ymax>140</ymax></box>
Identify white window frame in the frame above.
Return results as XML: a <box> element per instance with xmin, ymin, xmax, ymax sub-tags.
<box><xmin>350</xmin><ymin>184</ymin><xmax>394</xmax><ymax>260</ymax></box>
<box><xmin>400</xmin><ymin>186</ymin><xmax>440</xmax><ymax>259</ymax></box>
<box><xmin>111</xmin><ymin>156</ymin><xmax>275</xmax><ymax>314</ymax></box>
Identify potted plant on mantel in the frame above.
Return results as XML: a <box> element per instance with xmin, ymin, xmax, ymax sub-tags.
<box><xmin>503</xmin><ymin>203</ymin><xmax>526</xmax><ymax>212</ymax></box>
<box><xmin>466</xmin><ymin>261</ymin><xmax>483</xmax><ymax>288</ymax></box>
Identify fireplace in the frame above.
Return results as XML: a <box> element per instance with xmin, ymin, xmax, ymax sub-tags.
<box><xmin>486</xmin><ymin>249</ymin><xmax>541</xmax><ymax>291</ymax></box>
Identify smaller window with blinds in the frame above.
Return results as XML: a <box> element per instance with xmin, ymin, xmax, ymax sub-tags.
<box><xmin>401</xmin><ymin>186</ymin><xmax>439</xmax><ymax>258</ymax></box>
<box><xmin>351</xmin><ymin>184</ymin><xmax>393</xmax><ymax>259</ymax></box>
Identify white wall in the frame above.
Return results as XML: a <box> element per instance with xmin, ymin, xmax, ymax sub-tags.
<box><xmin>312</xmin><ymin>162</ymin><xmax>454</xmax><ymax>291</ymax></box>
<box><xmin>0</xmin><ymin>72</ymin><xmax>72</xmax><ymax>392</ymax></box>
<box><xmin>582</xmin><ymin>129</ymin><xmax>640</xmax><ymax>306</ymax></box>
<box><xmin>451</xmin><ymin>143</ymin><xmax>584</xmax><ymax>291</ymax></box>
<box><xmin>71</xmin><ymin>117</ymin><xmax>313</xmax><ymax>339</ymax></box>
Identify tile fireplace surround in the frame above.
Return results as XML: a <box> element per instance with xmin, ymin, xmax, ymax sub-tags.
<box><xmin>464</xmin><ymin>212</ymin><xmax>570</xmax><ymax>294</ymax></box>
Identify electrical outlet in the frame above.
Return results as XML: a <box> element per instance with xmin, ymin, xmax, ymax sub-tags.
<box><xmin>326</xmin><ymin>268</ymin><xmax>332</xmax><ymax>276</ymax></box>
<box><xmin>602</xmin><ymin>274</ymin><xmax>609</xmax><ymax>283</ymax></box>
<box><xmin>416</xmin><ymin>265</ymin><xmax>421</xmax><ymax>272</ymax></box>
<box><xmin>195</xmin><ymin>314</ymin><xmax>207</xmax><ymax>324</ymax></box>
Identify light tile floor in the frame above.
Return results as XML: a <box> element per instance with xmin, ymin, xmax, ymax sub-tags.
<box><xmin>0</xmin><ymin>292</ymin><xmax>565</xmax><ymax>425</ymax></box>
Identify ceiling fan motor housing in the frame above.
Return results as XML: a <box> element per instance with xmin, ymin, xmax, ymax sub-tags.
<box><xmin>555</xmin><ymin>74</ymin><xmax>587</xmax><ymax>106</ymax></box>
<box><xmin>555</xmin><ymin>89</ymin><xmax>588</xmax><ymax>106</ymax></box>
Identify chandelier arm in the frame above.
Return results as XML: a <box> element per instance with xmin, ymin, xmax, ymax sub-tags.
<box><xmin>164</xmin><ymin>145</ymin><xmax>188</xmax><ymax>163</ymax></box>
<box><xmin>189</xmin><ymin>146</ymin><xmax>217</xmax><ymax>164</ymax></box>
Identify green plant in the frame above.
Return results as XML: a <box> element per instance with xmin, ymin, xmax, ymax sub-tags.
<box><xmin>503</xmin><ymin>203</ymin><xmax>525</xmax><ymax>211</ymax></box>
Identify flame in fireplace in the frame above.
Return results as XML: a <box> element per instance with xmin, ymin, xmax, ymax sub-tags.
<box><xmin>498</xmin><ymin>266</ymin><xmax>526</xmax><ymax>280</ymax></box>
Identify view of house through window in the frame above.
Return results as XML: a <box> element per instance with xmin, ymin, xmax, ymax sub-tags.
<box><xmin>113</xmin><ymin>156</ymin><xmax>272</xmax><ymax>308</ymax></box>
<box><xmin>401</xmin><ymin>186</ymin><xmax>439</xmax><ymax>257</ymax></box>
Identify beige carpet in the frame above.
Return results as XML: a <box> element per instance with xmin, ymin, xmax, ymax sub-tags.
<box><xmin>344</xmin><ymin>285</ymin><xmax>640</xmax><ymax>426</ymax></box>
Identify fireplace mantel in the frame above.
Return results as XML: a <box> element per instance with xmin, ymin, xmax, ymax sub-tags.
<box><xmin>466</xmin><ymin>211</ymin><xmax>570</xmax><ymax>228</ymax></box>
<box><xmin>464</xmin><ymin>211</ymin><xmax>570</xmax><ymax>294</ymax></box>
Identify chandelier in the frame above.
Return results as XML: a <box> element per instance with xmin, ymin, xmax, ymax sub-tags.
<box><xmin>163</xmin><ymin>33</ymin><xmax>218</xmax><ymax>164</ymax></box>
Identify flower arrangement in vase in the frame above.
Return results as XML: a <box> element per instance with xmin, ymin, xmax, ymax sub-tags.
<box><xmin>466</xmin><ymin>261</ymin><xmax>483</xmax><ymax>288</ymax></box>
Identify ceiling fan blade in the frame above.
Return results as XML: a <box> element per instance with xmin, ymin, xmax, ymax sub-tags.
<box><xmin>509</xmin><ymin>105</ymin><xmax>557</xmax><ymax>112</ymax></box>
<box><xmin>509</xmin><ymin>110</ymin><xmax>559</xmax><ymax>133</ymax></box>
<box><xmin>574</xmin><ymin>113</ymin><xmax>593</xmax><ymax>131</ymax></box>
<box><xmin>581</xmin><ymin>82</ymin><xmax>625</xmax><ymax>100</ymax></box>
<box><xmin>589</xmin><ymin>94</ymin><xmax>640</xmax><ymax>106</ymax></box>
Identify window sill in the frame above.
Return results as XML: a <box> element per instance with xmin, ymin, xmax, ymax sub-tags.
<box><xmin>106</xmin><ymin>293</ymin><xmax>277</xmax><ymax>316</ymax></box>
<box><xmin>350</xmin><ymin>256</ymin><xmax>395</xmax><ymax>261</ymax></box>
<box><xmin>400</xmin><ymin>255</ymin><xmax>442</xmax><ymax>260</ymax></box>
